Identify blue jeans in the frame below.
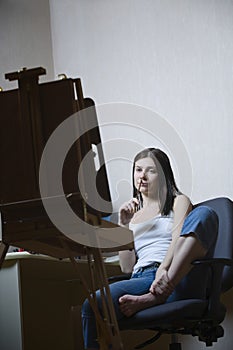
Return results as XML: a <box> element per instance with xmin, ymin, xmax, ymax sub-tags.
<box><xmin>82</xmin><ymin>266</ymin><xmax>158</xmax><ymax>349</ymax></box>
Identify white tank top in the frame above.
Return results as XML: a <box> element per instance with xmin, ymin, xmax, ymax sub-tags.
<box><xmin>129</xmin><ymin>213</ymin><xmax>173</xmax><ymax>273</ymax></box>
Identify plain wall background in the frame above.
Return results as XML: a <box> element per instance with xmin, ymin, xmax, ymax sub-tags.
<box><xmin>48</xmin><ymin>0</ymin><xmax>233</xmax><ymax>211</ymax></box>
<box><xmin>0</xmin><ymin>0</ymin><xmax>54</xmax><ymax>90</ymax></box>
<box><xmin>0</xmin><ymin>0</ymin><xmax>232</xmax><ymax>209</ymax></box>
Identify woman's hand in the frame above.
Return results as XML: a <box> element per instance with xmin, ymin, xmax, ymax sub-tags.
<box><xmin>149</xmin><ymin>267</ymin><xmax>170</xmax><ymax>295</ymax></box>
<box><xmin>149</xmin><ymin>267</ymin><xmax>175</xmax><ymax>304</ymax></box>
<box><xmin>119</xmin><ymin>198</ymin><xmax>139</xmax><ymax>226</ymax></box>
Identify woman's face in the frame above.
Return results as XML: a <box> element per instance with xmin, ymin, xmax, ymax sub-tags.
<box><xmin>134</xmin><ymin>157</ymin><xmax>159</xmax><ymax>197</ymax></box>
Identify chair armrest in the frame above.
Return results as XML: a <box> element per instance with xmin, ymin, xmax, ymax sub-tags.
<box><xmin>192</xmin><ymin>258</ymin><xmax>233</xmax><ymax>318</ymax></box>
<box><xmin>108</xmin><ymin>273</ymin><xmax>131</xmax><ymax>283</ymax></box>
<box><xmin>192</xmin><ymin>258</ymin><xmax>233</xmax><ymax>267</ymax></box>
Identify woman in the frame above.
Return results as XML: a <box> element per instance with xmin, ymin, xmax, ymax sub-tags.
<box><xmin>82</xmin><ymin>148</ymin><xmax>218</xmax><ymax>349</ymax></box>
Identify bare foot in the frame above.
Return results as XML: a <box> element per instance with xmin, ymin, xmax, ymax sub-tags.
<box><xmin>119</xmin><ymin>292</ymin><xmax>162</xmax><ymax>317</ymax></box>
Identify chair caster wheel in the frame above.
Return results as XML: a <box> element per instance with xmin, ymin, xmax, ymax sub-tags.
<box><xmin>169</xmin><ymin>343</ymin><xmax>182</xmax><ymax>350</ymax></box>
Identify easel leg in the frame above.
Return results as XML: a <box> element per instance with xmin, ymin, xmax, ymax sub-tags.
<box><xmin>59</xmin><ymin>239</ymin><xmax>124</xmax><ymax>349</ymax></box>
<box><xmin>92</xmin><ymin>248</ymin><xmax>124</xmax><ymax>350</ymax></box>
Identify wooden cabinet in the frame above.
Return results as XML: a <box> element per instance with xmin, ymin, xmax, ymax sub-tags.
<box><xmin>0</xmin><ymin>254</ymin><xmax>121</xmax><ymax>350</ymax></box>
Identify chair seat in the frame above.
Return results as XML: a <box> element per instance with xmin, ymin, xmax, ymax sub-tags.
<box><xmin>119</xmin><ymin>299</ymin><xmax>226</xmax><ymax>330</ymax></box>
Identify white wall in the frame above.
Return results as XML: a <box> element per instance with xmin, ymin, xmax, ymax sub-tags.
<box><xmin>0</xmin><ymin>0</ymin><xmax>54</xmax><ymax>90</ymax></box>
<box><xmin>0</xmin><ymin>0</ymin><xmax>232</xmax><ymax>208</ymax></box>
<box><xmin>49</xmin><ymin>0</ymin><xmax>233</xmax><ymax>210</ymax></box>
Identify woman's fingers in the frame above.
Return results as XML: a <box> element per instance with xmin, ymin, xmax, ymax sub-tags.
<box><xmin>121</xmin><ymin>198</ymin><xmax>139</xmax><ymax>214</ymax></box>
<box><xmin>119</xmin><ymin>198</ymin><xmax>139</xmax><ymax>225</ymax></box>
<box><xmin>125</xmin><ymin>198</ymin><xmax>139</xmax><ymax>213</ymax></box>
<box><xmin>149</xmin><ymin>272</ymin><xmax>174</xmax><ymax>296</ymax></box>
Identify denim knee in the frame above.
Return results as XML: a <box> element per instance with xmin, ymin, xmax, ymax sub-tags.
<box><xmin>181</xmin><ymin>205</ymin><xmax>218</xmax><ymax>254</ymax></box>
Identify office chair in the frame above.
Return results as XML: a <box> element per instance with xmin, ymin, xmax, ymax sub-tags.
<box><xmin>109</xmin><ymin>197</ymin><xmax>233</xmax><ymax>349</ymax></box>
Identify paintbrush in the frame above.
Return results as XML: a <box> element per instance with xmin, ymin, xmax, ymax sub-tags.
<box><xmin>135</xmin><ymin>179</ymin><xmax>142</xmax><ymax>211</ymax></box>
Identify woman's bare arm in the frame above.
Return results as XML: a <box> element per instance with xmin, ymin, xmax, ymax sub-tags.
<box><xmin>118</xmin><ymin>249</ymin><xmax>136</xmax><ymax>273</ymax></box>
<box><xmin>118</xmin><ymin>198</ymin><xmax>138</xmax><ymax>273</ymax></box>
<box><xmin>153</xmin><ymin>194</ymin><xmax>192</xmax><ymax>281</ymax></box>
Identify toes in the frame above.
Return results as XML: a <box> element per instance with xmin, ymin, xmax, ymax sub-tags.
<box><xmin>119</xmin><ymin>295</ymin><xmax>129</xmax><ymax>304</ymax></box>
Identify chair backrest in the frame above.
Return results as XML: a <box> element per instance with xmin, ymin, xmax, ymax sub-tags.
<box><xmin>195</xmin><ymin>197</ymin><xmax>233</xmax><ymax>292</ymax></box>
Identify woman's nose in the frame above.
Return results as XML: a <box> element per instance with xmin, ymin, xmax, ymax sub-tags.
<box><xmin>140</xmin><ymin>171</ymin><xmax>146</xmax><ymax>179</ymax></box>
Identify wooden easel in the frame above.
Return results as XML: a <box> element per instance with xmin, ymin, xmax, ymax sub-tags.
<box><xmin>0</xmin><ymin>68</ymin><xmax>133</xmax><ymax>349</ymax></box>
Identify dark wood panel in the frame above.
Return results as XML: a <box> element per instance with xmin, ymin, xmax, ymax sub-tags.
<box><xmin>0</xmin><ymin>89</ymin><xmax>37</xmax><ymax>202</ymax></box>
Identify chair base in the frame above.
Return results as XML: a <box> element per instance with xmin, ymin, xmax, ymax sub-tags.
<box><xmin>169</xmin><ymin>343</ymin><xmax>182</xmax><ymax>350</ymax></box>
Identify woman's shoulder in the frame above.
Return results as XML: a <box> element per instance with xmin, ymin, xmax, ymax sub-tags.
<box><xmin>173</xmin><ymin>194</ymin><xmax>192</xmax><ymax>212</ymax></box>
